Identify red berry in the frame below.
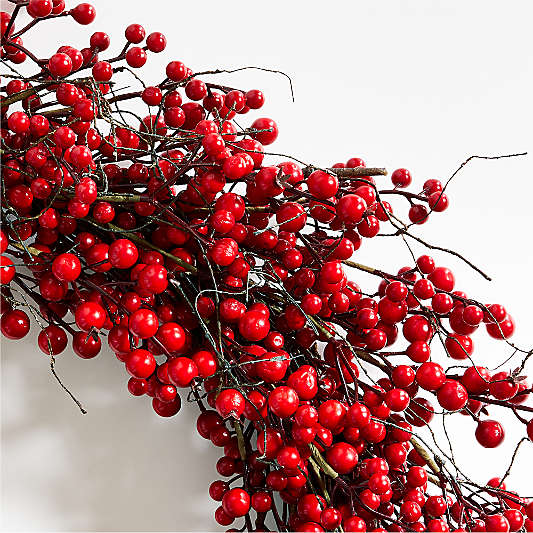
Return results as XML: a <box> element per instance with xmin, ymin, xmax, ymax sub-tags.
<box><xmin>125</xmin><ymin>23</ymin><xmax>145</xmax><ymax>43</ymax></box>
<box><xmin>326</xmin><ymin>442</ymin><xmax>358</xmax><ymax>474</ymax></box>
<box><xmin>222</xmin><ymin>488</ymin><xmax>250</xmax><ymax>518</ymax></box>
<box><xmin>90</xmin><ymin>31</ymin><xmax>110</xmax><ymax>51</ymax></box>
<box><xmin>7</xmin><ymin>111</ymin><xmax>30</xmax><ymax>134</ymax></box>
<box><xmin>167</xmin><ymin>356</ymin><xmax>198</xmax><ymax>387</ymax></box>
<box><xmin>486</xmin><ymin>315</ymin><xmax>515</xmax><ymax>339</ymax></box>
<box><xmin>251</xmin><ymin>117</ymin><xmax>278</xmax><ymax>145</ymax></box>
<box><xmin>28</xmin><ymin>0</ymin><xmax>53</xmax><ymax>17</ymax></box>
<box><xmin>71</xmin><ymin>3</ymin><xmax>96</xmax><ymax>24</ymax></box>
<box><xmin>125</xmin><ymin>47</ymin><xmax>147</xmax><ymax>68</ymax></box>
<box><xmin>391</xmin><ymin>168</ymin><xmax>412</xmax><ymax>188</ymax></box>
<box><xmin>48</xmin><ymin>52</ymin><xmax>73</xmax><ymax>77</ymax></box>
<box><xmin>308</xmin><ymin>170</ymin><xmax>339</xmax><ymax>200</ymax></box>
<box><xmin>276</xmin><ymin>202</ymin><xmax>307</xmax><ymax>233</ymax></box>
<box><xmin>475</xmin><ymin>419</ymin><xmax>505</xmax><ymax>448</ymax></box>
<box><xmin>166</xmin><ymin>61</ymin><xmax>187</xmax><ymax>81</ymax></box>
<box><xmin>109</xmin><ymin>239</ymin><xmax>138</xmax><ymax>269</ymax></box>
<box><xmin>437</xmin><ymin>380</ymin><xmax>468</xmax><ymax>411</ymax></box>
<box><xmin>428</xmin><ymin>191</ymin><xmax>449</xmax><ymax>212</ymax></box>
<box><xmin>73</xmin><ymin>331</ymin><xmax>101</xmax><ymax>359</ymax></box>
<box><xmin>137</xmin><ymin>264</ymin><xmax>168</xmax><ymax>294</ymax></box>
<box><xmin>245</xmin><ymin>89</ymin><xmax>265</xmax><ymax>109</ymax></box>
<box><xmin>156</xmin><ymin>322</ymin><xmax>186</xmax><ymax>353</ymax></box>
<box><xmin>52</xmin><ymin>253</ymin><xmax>81</xmax><ymax>282</ymax></box>
<box><xmin>461</xmin><ymin>366</ymin><xmax>491</xmax><ymax>394</ymax></box>
<box><xmin>152</xmin><ymin>394</ymin><xmax>181</xmax><ymax>417</ymax></box>
<box><xmin>336</xmin><ymin>194</ymin><xmax>367</xmax><ymax>225</ymax></box>
<box><xmin>1</xmin><ymin>309</ymin><xmax>30</xmax><ymax>339</ymax></box>
<box><xmin>445</xmin><ymin>334</ymin><xmax>474</xmax><ymax>360</ymax></box>
<box><xmin>489</xmin><ymin>372</ymin><xmax>519</xmax><ymax>400</ymax></box>
<box><xmin>428</xmin><ymin>266</ymin><xmax>455</xmax><ymax>292</ymax></box>
<box><xmin>251</xmin><ymin>491</ymin><xmax>271</xmax><ymax>512</ymax></box>
<box><xmin>268</xmin><ymin>386</ymin><xmax>299</xmax><ymax>418</ymax></box>
<box><xmin>125</xmin><ymin>349</ymin><xmax>156</xmax><ymax>378</ymax></box>
<box><xmin>37</xmin><ymin>325</ymin><xmax>67</xmax><ymax>355</ymax></box>
<box><xmin>484</xmin><ymin>514</ymin><xmax>510</xmax><ymax>533</ymax></box>
<box><xmin>0</xmin><ymin>255</ymin><xmax>15</xmax><ymax>285</ymax></box>
<box><xmin>409</xmin><ymin>204</ymin><xmax>429</xmax><ymax>224</ymax></box>
<box><xmin>216</xmin><ymin>389</ymin><xmax>245</xmax><ymax>419</ymax></box>
<box><xmin>238</xmin><ymin>310</ymin><xmax>270</xmax><ymax>341</ymax></box>
<box><xmin>75</xmin><ymin>301</ymin><xmax>105</xmax><ymax>331</ymax></box>
<box><xmin>146</xmin><ymin>32</ymin><xmax>166</xmax><ymax>53</ymax></box>
<box><xmin>128</xmin><ymin>308</ymin><xmax>158</xmax><ymax>338</ymax></box>
<box><xmin>384</xmin><ymin>388</ymin><xmax>410</xmax><ymax>412</ymax></box>
<box><xmin>416</xmin><ymin>362</ymin><xmax>446</xmax><ymax>391</ymax></box>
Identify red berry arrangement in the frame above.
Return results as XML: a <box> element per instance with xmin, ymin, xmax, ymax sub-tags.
<box><xmin>1</xmin><ymin>3</ymin><xmax>532</xmax><ymax>532</ymax></box>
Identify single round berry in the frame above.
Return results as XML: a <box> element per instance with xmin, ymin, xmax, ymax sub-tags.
<box><xmin>146</xmin><ymin>32</ymin><xmax>167</xmax><ymax>53</ymax></box>
<box><xmin>1</xmin><ymin>309</ymin><xmax>30</xmax><ymax>339</ymax></box>
<box><xmin>326</xmin><ymin>442</ymin><xmax>358</xmax><ymax>474</ymax></box>
<box><xmin>475</xmin><ymin>419</ymin><xmax>505</xmax><ymax>448</ymax></box>
<box><xmin>391</xmin><ymin>168</ymin><xmax>412</xmax><ymax>188</ymax></box>
<box><xmin>125</xmin><ymin>349</ymin><xmax>156</xmax><ymax>378</ymax></box>
<box><xmin>52</xmin><ymin>253</ymin><xmax>81</xmax><ymax>282</ymax></box>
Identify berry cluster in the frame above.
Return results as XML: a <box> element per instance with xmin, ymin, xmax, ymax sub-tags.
<box><xmin>1</xmin><ymin>3</ymin><xmax>532</xmax><ymax>532</ymax></box>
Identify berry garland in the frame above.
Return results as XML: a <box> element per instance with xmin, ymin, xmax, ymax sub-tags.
<box><xmin>1</xmin><ymin>2</ymin><xmax>533</xmax><ymax>532</ymax></box>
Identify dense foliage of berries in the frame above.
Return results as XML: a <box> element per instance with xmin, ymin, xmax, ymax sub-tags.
<box><xmin>1</xmin><ymin>3</ymin><xmax>532</xmax><ymax>532</ymax></box>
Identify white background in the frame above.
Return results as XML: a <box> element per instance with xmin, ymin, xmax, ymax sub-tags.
<box><xmin>2</xmin><ymin>0</ymin><xmax>533</xmax><ymax>531</ymax></box>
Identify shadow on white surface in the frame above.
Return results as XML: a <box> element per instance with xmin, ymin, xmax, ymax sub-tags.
<box><xmin>1</xmin><ymin>332</ymin><xmax>219</xmax><ymax>531</ymax></box>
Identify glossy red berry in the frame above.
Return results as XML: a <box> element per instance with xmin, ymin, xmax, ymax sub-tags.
<box><xmin>125</xmin><ymin>47</ymin><xmax>147</xmax><ymax>68</ymax></box>
<box><xmin>336</xmin><ymin>194</ymin><xmax>367</xmax><ymax>225</ymax></box>
<box><xmin>391</xmin><ymin>168</ymin><xmax>412</xmax><ymax>188</ymax></box>
<box><xmin>49</xmin><ymin>53</ymin><xmax>73</xmax><ymax>77</ymax></box>
<box><xmin>137</xmin><ymin>264</ymin><xmax>168</xmax><ymax>294</ymax></box>
<box><xmin>222</xmin><ymin>488</ymin><xmax>250</xmax><ymax>518</ymax></box>
<box><xmin>251</xmin><ymin>117</ymin><xmax>278</xmax><ymax>145</ymax></box>
<box><xmin>28</xmin><ymin>0</ymin><xmax>53</xmax><ymax>17</ymax></box>
<box><xmin>128</xmin><ymin>308</ymin><xmax>158</xmax><ymax>338</ymax></box>
<box><xmin>1</xmin><ymin>309</ymin><xmax>30</xmax><ymax>339</ymax></box>
<box><xmin>125</xmin><ymin>23</ymin><xmax>145</xmax><ymax>43</ymax></box>
<box><xmin>428</xmin><ymin>266</ymin><xmax>455</xmax><ymax>292</ymax></box>
<box><xmin>437</xmin><ymin>380</ymin><xmax>468</xmax><ymax>411</ymax></box>
<box><xmin>73</xmin><ymin>331</ymin><xmax>101</xmax><ymax>359</ymax></box>
<box><xmin>489</xmin><ymin>372</ymin><xmax>519</xmax><ymax>400</ymax></box>
<box><xmin>52</xmin><ymin>253</ymin><xmax>81</xmax><ymax>282</ymax></box>
<box><xmin>386</xmin><ymin>281</ymin><xmax>408</xmax><ymax>302</ymax></box>
<box><xmin>238</xmin><ymin>310</ymin><xmax>270</xmax><ymax>341</ymax></box>
<box><xmin>216</xmin><ymin>389</ymin><xmax>245</xmax><ymax>419</ymax></box>
<box><xmin>416</xmin><ymin>362</ymin><xmax>446</xmax><ymax>391</ymax></box>
<box><xmin>0</xmin><ymin>256</ymin><xmax>15</xmax><ymax>285</ymax></box>
<box><xmin>125</xmin><ymin>349</ymin><xmax>156</xmax><ymax>378</ymax></box>
<box><xmin>92</xmin><ymin>60</ymin><xmax>113</xmax><ymax>81</ymax></box>
<box><xmin>37</xmin><ymin>325</ymin><xmax>67</xmax><ymax>355</ymax></box>
<box><xmin>276</xmin><ymin>202</ymin><xmax>307</xmax><ymax>233</ymax></box>
<box><xmin>156</xmin><ymin>322</ymin><xmax>186</xmax><ymax>353</ymax></box>
<box><xmin>326</xmin><ymin>442</ymin><xmax>358</xmax><ymax>474</ymax></box>
<box><xmin>146</xmin><ymin>32</ymin><xmax>167</xmax><ymax>52</ymax></box>
<box><xmin>308</xmin><ymin>170</ymin><xmax>339</xmax><ymax>200</ymax></box>
<box><xmin>268</xmin><ymin>386</ymin><xmax>299</xmax><ymax>418</ymax></box>
<box><xmin>75</xmin><ymin>301</ymin><xmax>105</xmax><ymax>331</ymax></box>
<box><xmin>109</xmin><ymin>239</ymin><xmax>138</xmax><ymax>269</ymax></box>
<box><xmin>167</xmin><ymin>357</ymin><xmax>198</xmax><ymax>387</ymax></box>
<box><xmin>7</xmin><ymin>111</ymin><xmax>30</xmax><ymax>134</ymax></box>
<box><xmin>384</xmin><ymin>388</ymin><xmax>410</xmax><ymax>412</ymax></box>
<box><xmin>71</xmin><ymin>3</ymin><xmax>96</xmax><ymax>24</ymax></box>
<box><xmin>484</xmin><ymin>514</ymin><xmax>510</xmax><ymax>533</ymax></box>
<box><xmin>475</xmin><ymin>419</ymin><xmax>505</xmax><ymax>448</ymax></box>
